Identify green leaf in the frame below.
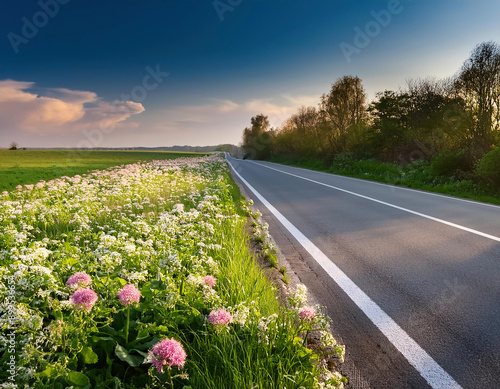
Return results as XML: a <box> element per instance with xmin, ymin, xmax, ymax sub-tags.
<box><xmin>62</xmin><ymin>257</ymin><xmax>79</xmax><ymax>267</ymax></box>
<box><xmin>150</xmin><ymin>280</ymin><xmax>164</xmax><ymax>289</ymax></box>
<box><xmin>91</xmin><ymin>335</ymin><xmax>115</xmax><ymax>354</ymax></box>
<box><xmin>80</xmin><ymin>345</ymin><xmax>98</xmax><ymax>364</ymax></box>
<box><xmin>115</xmin><ymin>344</ymin><xmax>145</xmax><ymax>367</ymax></box>
<box><xmin>70</xmin><ymin>336</ymin><xmax>80</xmax><ymax>349</ymax></box>
<box><xmin>136</xmin><ymin>328</ymin><xmax>149</xmax><ymax>339</ymax></box>
<box><xmin>133</xmin><ymin>338</ymin><xmax>158</xmax><ymax>351</ymax></box>
<box><xmin>131</xmin><ymin>348</ymin><xmax>149</xmax><ymax>358</ymax></box>
<box><xmin>128</xmin><ymin>331</ymin><xmax>151</xmax><ymax>348</ymax></box>
<box><xmin>100</xmin><ymin>326</ymin><xmax>118</xmax><ymax>336</ymax></box>
<box><xmin>92</xmin><ymin>335</ymin><xmax>115</xmax><ymax>342</ymax></box>
<box><xmin>37</xmin><ymin>365</ymin><xmax>58</xmax><ymax>379</ymax></box>
<box><xmin>67</xmin><ymin>371</ymin><xmax>90</xmax><ymax>387</ymax></box>
<box><xmin>67</xmin><ymin>356</ymin><xmax>78</xmax><ymax>370</ymax></box>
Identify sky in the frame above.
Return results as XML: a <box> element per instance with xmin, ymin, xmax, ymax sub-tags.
<box><xmin>1</xmin><ymin>0</ymin><xmax>500</xmax><ymax>148</ymax></box>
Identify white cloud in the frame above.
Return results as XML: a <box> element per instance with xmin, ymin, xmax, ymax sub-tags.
<box><xmin>215</xmin><ymin>99</ymin><xmax>240</xmax><ymax>113</ymax></box>
<box><xmin>282</xmin><ymin>94</ymin><xmax>319</xmax><ymax>107</ymax></box>
<box><xmin>0</xmin><ymin>79</ymin><xmax>145</xmax><ymax>135</ymax></box>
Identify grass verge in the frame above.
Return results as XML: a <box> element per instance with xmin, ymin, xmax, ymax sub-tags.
<box><xmin>269</xmin><ymin>154</ymin><xmax>500</xmax><ymax>205</ymax></box>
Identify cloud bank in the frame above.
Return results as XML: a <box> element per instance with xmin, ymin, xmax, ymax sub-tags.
<box><xmin>0</xmin><ymin>79</ymin><xmax>145</xmax><ymax>135</ymax></box>
<box><xmin>0</xmin><ymin>79</ymin><xmax>318</xmax><ymax>147</ymax></box>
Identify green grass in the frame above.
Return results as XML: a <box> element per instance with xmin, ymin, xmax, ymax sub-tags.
<box><xmin>269</xmin><ymin>154</ymin><xmax>500</xmax><ymax>205</ymax></box>
<box><xmin>0</xmin><ymin>149</ymin><xmax>208</xmax><ymax>192</ymax></box>
<box><xmin>179</xmin><ymin>218</ymin><xmax>319</xmax><ymax>389</ymax></box>
<box><xmin>215</xmin><ymin>218</ymin><xmax>280</xmax><ymax>315</ymax></box>
<box><xmin>265</xmin><ymin>252</ymin><xmax>279</xmax><ymax>268</ymax></box>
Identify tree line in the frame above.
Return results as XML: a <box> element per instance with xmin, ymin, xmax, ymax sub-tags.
<box><xmin>241</xmin><ymin>41</ymin><xmax>500</xmax><ymax>183</ymax></box>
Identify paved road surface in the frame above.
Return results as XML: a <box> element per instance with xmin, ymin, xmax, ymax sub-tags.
<box><xmin>226</xmin><ymin>155</ymin><xmax>500</xmax><ymax>389</ymax></box>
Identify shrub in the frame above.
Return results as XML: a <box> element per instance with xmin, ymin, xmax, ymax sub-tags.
<box><xmin>476</xmin><ymin>147</ymin><xmax>500</xmax><ymax>185</ymax></box>
<box><xmin>431</xmin><ymin>150</ymin><xmax>469</xmax><ymax>177</ymax></box>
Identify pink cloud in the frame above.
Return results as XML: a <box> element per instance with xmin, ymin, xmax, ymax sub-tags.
<box><xmin>0</xmin><ymin>79</ymin><xmax>144</xmax><ymax>135</ymax></box>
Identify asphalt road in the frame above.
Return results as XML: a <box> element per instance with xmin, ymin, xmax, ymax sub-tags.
<box><xmin>226</xmin><ymin>155</ymin><xmax>500</xmax><ymax>389</ymax></box>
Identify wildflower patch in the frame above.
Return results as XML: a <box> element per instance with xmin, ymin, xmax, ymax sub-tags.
<box><xmin>0</xmin><ymin>153</ymin><xmax>345</xmax><ymax>388</ymax></box>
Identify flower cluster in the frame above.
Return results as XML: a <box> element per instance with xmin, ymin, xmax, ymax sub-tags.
<box><xmin>298</xmin><ymin>306</ymin><xmax>316</xmax><ymax>322</ymax></box>
<box><xmin>66</xmin><ymin>271</ymin><xmax>92</xmax><ymax>288</ymax></box>
<box><xmin>151</xmin><ymin>338</ymin><xmax>187</xmax><ymax>373</ymax></box>
<box><xmin>70</xmin><ymin>288</ymin><xmax>98</xmax><ymax>312</ymax></box>
<box><xmin>288</xmin><ymin>284</ymin><xmax>308</xmax><ymax>308</ymax></box>
<box><xmin>202</xmin><ymin>275</ymin><xmax>216</xmax><ymax>287</ymax></box>
<box><xmin>208</xmin><ymin>309</ymin><xmax>233</xmax><ymax>326</ymax></box>
<box><xmin>117</xmin><ymin>284</ymin><xmax>141</xmax><ymax>306</ymax></box>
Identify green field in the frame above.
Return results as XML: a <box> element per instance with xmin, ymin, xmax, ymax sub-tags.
<box><xmin>0</xmin><ymin>149</ymin><xmax>208</xmax><ymax>192</ymax></box>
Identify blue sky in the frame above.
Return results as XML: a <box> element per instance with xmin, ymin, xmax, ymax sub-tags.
<box><xmin>1</xmin><ymin>0</ymin><xmax>499</xmax><ymax>148</ymax></box>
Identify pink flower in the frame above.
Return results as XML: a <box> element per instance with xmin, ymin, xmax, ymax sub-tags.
<box><xmin>208</xmin><ymin>309</ymin><xmax>232</xmax><ymax>326</ymax></box>
<box><xmin>202</xmin><ymin>275</ymin><xmax>216</xmax><ymax>288</ymax></box>
<box><xmin>70</xmin><ymin>288</ymin><xmax>98</xmax><ymax>312</ymax></box>
<box><xmin>298</xmin><ymin>306</ymin><xmax>316</xmax><ymax>322</ymax></box>
<box><xmin>117</xmin><ymin>284</ymin><xmax>141</xmax><ymax>306</ymax></box>
<box><xmin>151</xmin><ymin>338</ymin><xmax>187</xmax><ymax>373</ymax></box>
<box><xmin>66</xmin><ymin>271</ymin><xmax>92</xmax><ymax>288</ymax></box>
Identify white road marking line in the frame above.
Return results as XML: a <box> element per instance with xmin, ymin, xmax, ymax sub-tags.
<box><xmin>227</xmin><ymin>158</ymin><xmax>462</xmax><ymax>389</ymax></box>
<box><xmin>249</xmin><ymin>160</ymin><xmax>500</xmax><ymax>243</ymax></box>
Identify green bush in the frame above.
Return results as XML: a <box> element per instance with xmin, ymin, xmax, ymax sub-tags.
<box><xmin>431</xmin><ymin>150</ymin><xmax>470</xmax><ymax>177</ymax></box>
<box><xmin>476</xmin><ymin>147</ymin><xmax>500</xmax><ymax>185</ymax></box>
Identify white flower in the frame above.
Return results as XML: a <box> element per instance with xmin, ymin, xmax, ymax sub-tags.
<box><xmin>172</xmin><ymin>203</ymin><xmax>184</xmax><ymax>213</ymax></box>
<box><xmin>289</xmin><ymin>284</ymin><xmax>308</xmax><ymax>308</ymax></box>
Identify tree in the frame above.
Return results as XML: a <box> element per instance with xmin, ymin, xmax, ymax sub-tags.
<box><xmin>406</xmin><ymin>77</ymin><xmax>471</xmax><ymax>156</ymax></box>
<box><xmin>9</xmin><ymin>142</ymin><xmax>18</xmax><ymax>150</ymax></box>
<box><xmin>367</xmin><ymin>90</ymin><xmax>414</xmax><ymax>161</ymax></box>
<box><xmin>215</xmin><ymin>144</ymin><xmax>242</xmax><ymax>157</ymax></box>
<box><xmin>319</xmin><ymin>75</ymin><xmax>367</xmax><ymax>153</ymax></box>
<box><xmin>288</xmin><ymin>106</ymin><xmax>322</xmax><ymax>155</ymax></box>
<box><xmin>241</xmin><ymin>114</ymin><xmax>274</xmax><ymax>160</ymax></box>
<box><xmin>456</xmin><ymin>41</ymin><xmax>500</xmax><ymax>153</ymax></box>
<box><xmin>368</xmin><ymin>78</ymin><xmax>472</xmax><ymax>162</ymax></box>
